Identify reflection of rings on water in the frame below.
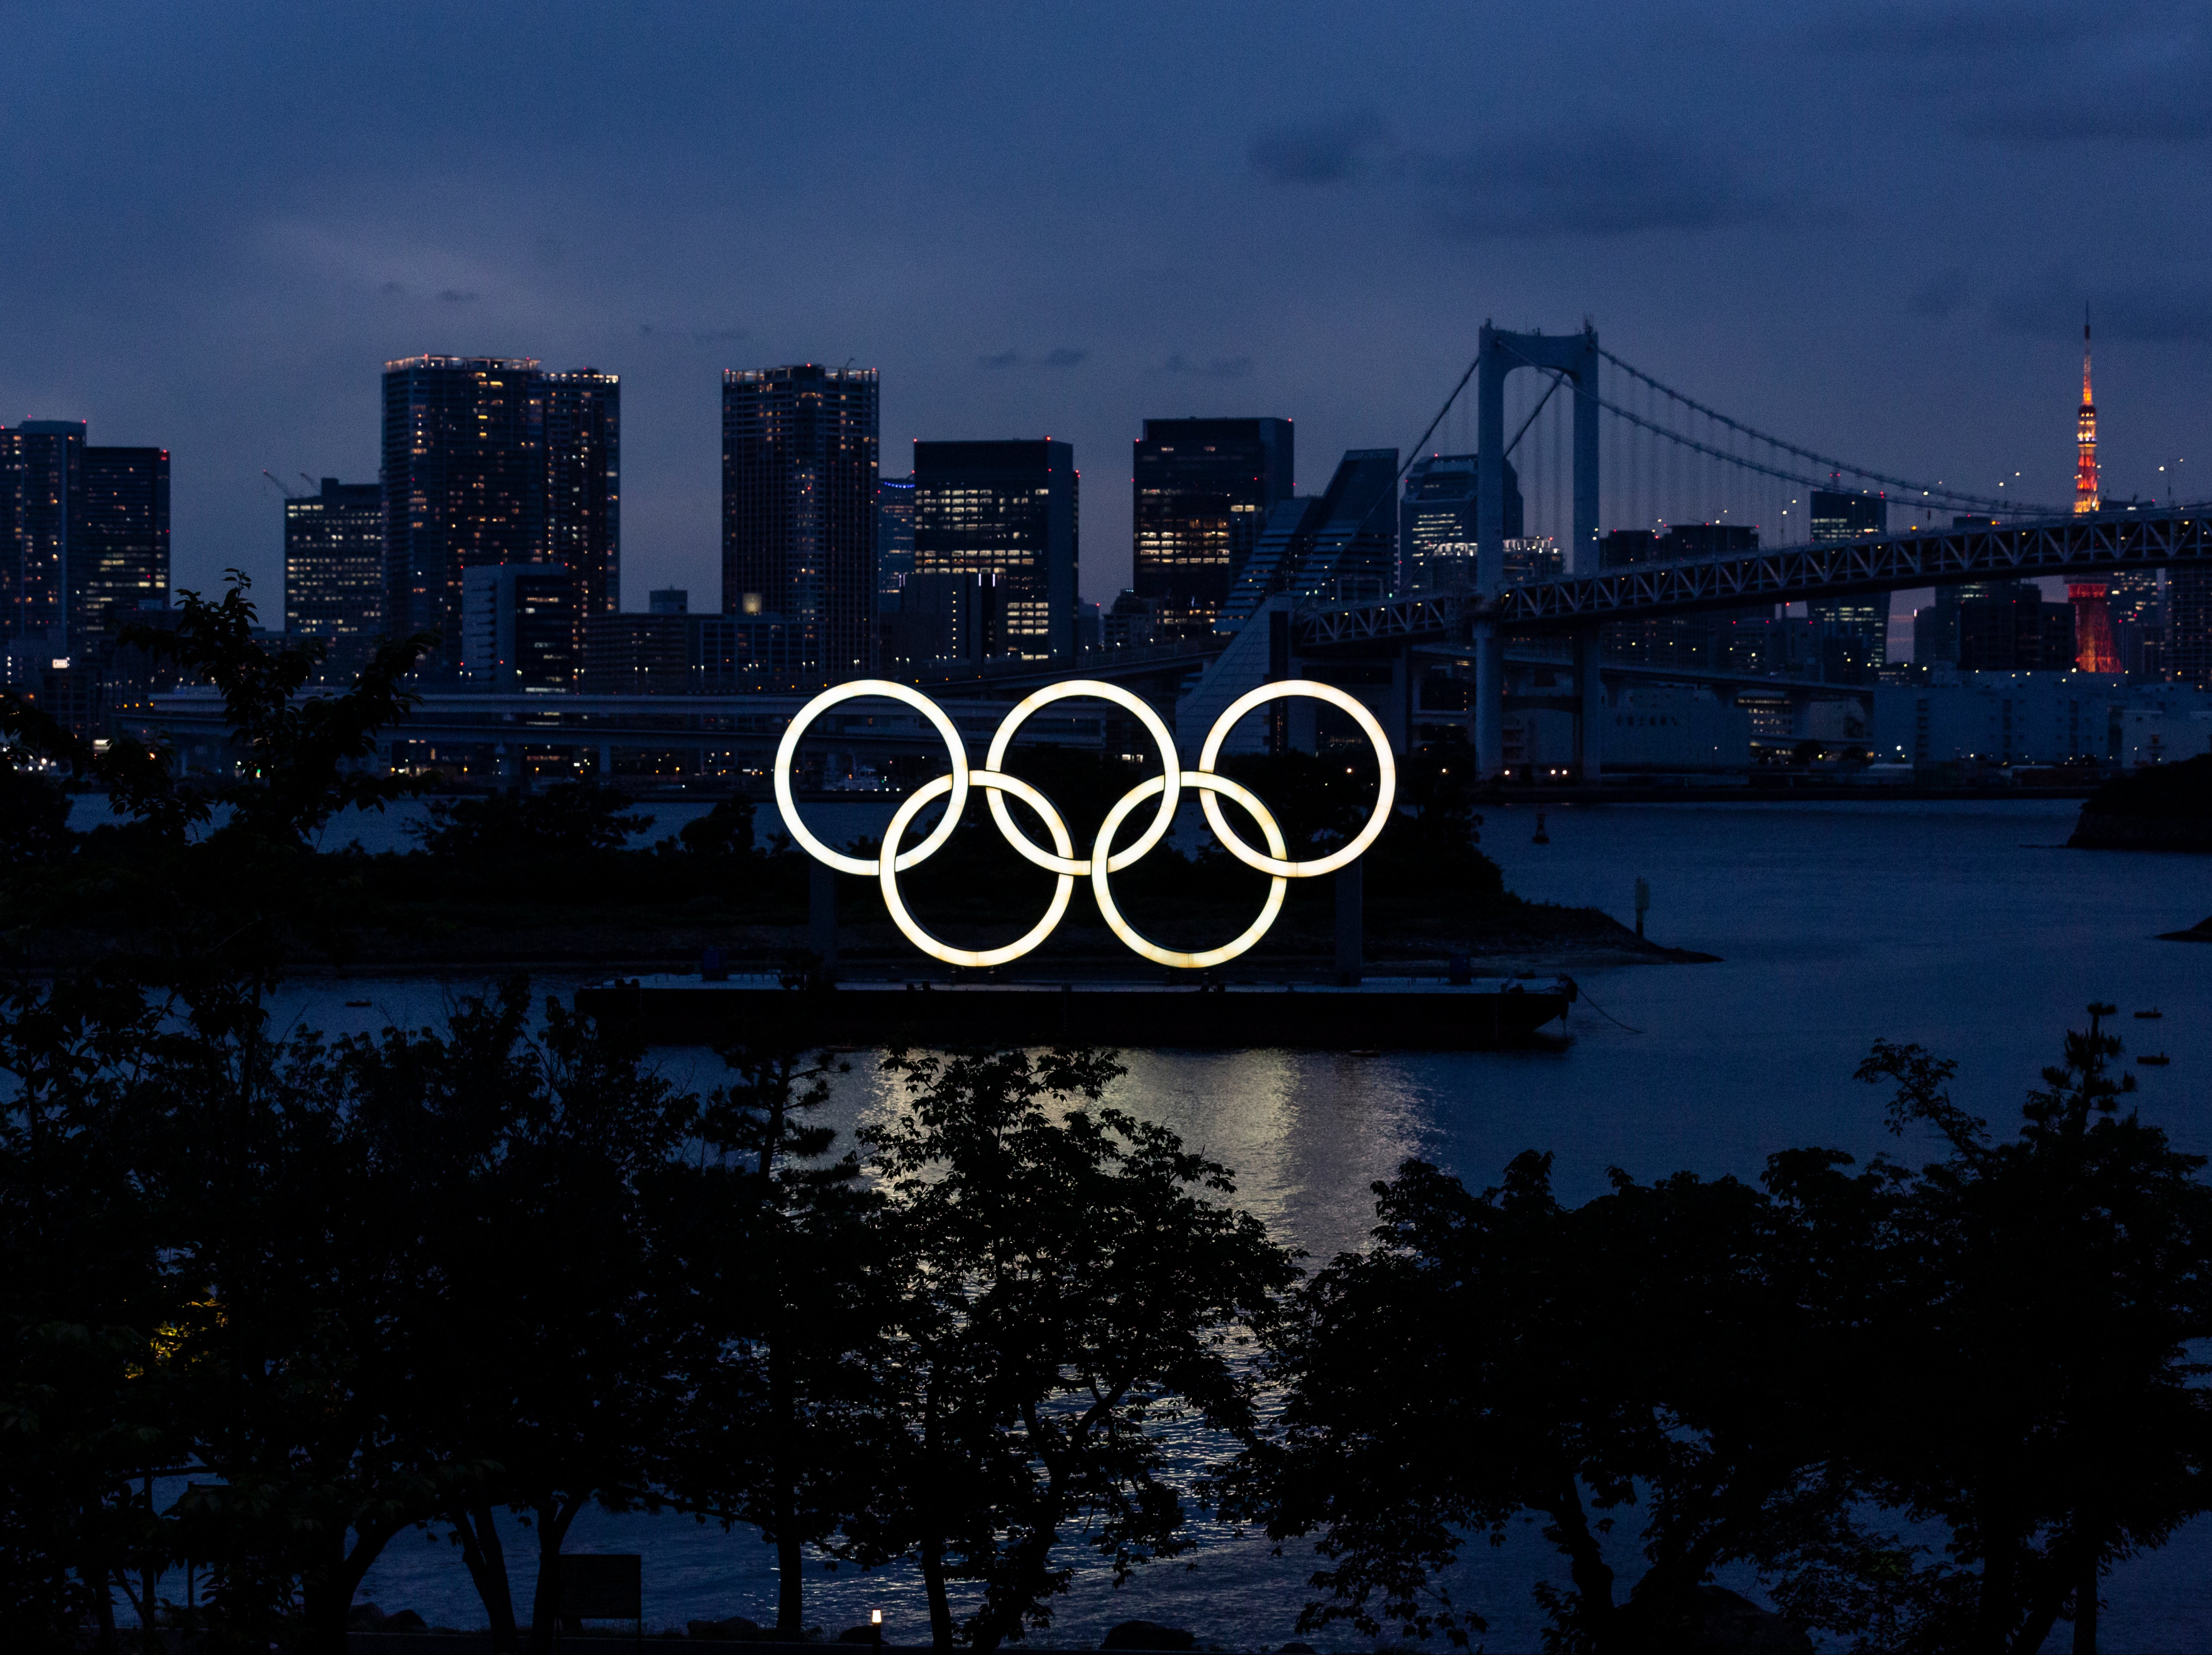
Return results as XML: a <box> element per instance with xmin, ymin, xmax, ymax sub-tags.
<box><xmin>1196</xmin><ymin>682</ymin><xmax>1396</xmax><ymax>879</ymax></box>
<box><xmin>774</xmin><ymin>678</ymin><xmax>1396</xmax><ymax>969</ymax></box>
<box><xmin>1090</xmin><ymin>772</ymin><xmax>1288</xmax><ymax>969</ymax></box>
<box><xmin>775</xmin><ymin>680</ymin><xmax>968</xmax><ymax>876</ymax></box>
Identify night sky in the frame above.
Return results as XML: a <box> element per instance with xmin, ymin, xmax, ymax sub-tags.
<box><xmin>5</xmin><ymin>1</ymin><xmax>2208</xmax><ymax>612</ymax></box>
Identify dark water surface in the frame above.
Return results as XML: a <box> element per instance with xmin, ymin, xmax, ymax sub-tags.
<box><xmin>301</xmin><ymin>801</ymin><xmax>2210</xmax><ymax>1650</ymax></box>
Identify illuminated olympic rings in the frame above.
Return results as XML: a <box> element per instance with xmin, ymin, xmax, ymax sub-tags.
<box><xmin>773</xmin><ymin>679</ymin><xmax>1396</xmax><ymax>969</ymax></box>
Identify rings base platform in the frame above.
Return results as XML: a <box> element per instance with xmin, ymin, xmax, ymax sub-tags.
<box><xmin>576</xmin><ymin>974</ymin><xmax>1575</xmax><ymax>1051</ymax></box>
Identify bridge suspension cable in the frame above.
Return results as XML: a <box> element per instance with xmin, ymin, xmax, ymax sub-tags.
<box><xmin>1593</xmin><ymin>345</ymin><xmax>2065</xmax><ymax>517</ymax></box>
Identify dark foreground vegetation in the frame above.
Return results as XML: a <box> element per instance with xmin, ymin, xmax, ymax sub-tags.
<box><xmin>0</xmin><ymin>577</ymin><xmax>1656</xmax><ymax>974</ymax></box>
<box><xmin>6</xmin><ymin>581</ymin><xmax>2208</xmax><ymax>1655</ymax></box>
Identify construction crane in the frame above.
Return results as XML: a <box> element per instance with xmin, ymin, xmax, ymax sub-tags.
<box><xmin>260</xmin><ymin>469</ymin><xmax>305</xmax><ymax>500</ymax></box>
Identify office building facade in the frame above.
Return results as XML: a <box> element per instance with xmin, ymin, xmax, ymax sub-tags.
<box><xmin>1399</xmin><ymin>454</ymin><xmax>1522</xmax><ymax>592</ymax></box>
<box><xmin>721</xmin><ymin>364</ymin><xmax>879</xmax><ymax>683</ymax></box>
<box><xmin>285</xmin><ymin>478</ymin><xmax>384</xmax><ymax>675</ymax></box>
<box><xmin>75</xmin><ymin>445</ymin><xmax>169</xmax><ymax>641</ymax></box>
<box><xmin>1131</xmin><ymin>417</ymin><xmax>1292</xmax><ymax>635</ymax></box>
<box><xmin>878</xmin><ymin>473</ymin><xmax>916</xmax><ymax>609</ymax></box>
<box><xmin>383</xmin><ymin>356</ymin><xmax>547</xmax><ymax>653</ymax></box>
<box><xmin>461</xmin><ymin>561</ymin><xmax>580</xmax><ymax>690</ymax></box>
<box><xmin>544</xmin><ymin>370</ymin><xmax>621</xmax><ymax>619</ymax></box>
<box><xmin>1807</xmin><ymin>489</ymin><xmax>1889</xmax><ymax>670</ymax></box>
<box><xmin>2</xmin><ymin>420</ymin><xmax>170</xmax><ymax>651</ymax></box>
<box><xmin>912</xmin><ymin>439</ymin><xmax>1077</xmax><ymax>660</ymax></box>
<box><xmin>2171</xmin><ymin>570</ymin><xmax>2212</xmax><ymax>688</ymax></box>
<box><xmin>382</xmin><ymin>356</ymin><xmax>618</xmax><ymax>666</ymax></box>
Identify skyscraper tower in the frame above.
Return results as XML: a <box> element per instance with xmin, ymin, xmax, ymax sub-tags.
<box><xmin>721</xmin><ymin>364</ymin><xmax>880</xmax><ymax>684</ymax></box>
<box><xmin>2074</xmin><ymin>311</ymin><xmax>2099</xmax><ymax>515</ymax></box>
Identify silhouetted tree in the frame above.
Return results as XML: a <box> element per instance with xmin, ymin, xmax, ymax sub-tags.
<box><xmin>1228</xmin><ymin>1149</ymin><xmax>1885</xmax><ymax>1653</ymax></box>
<box><xmin>857</xmin><ymin>1048</ymin><xmax>1297</xmax><ymax>1649</ymax></box>
<box><xmin>1830</xmin><ymin>1007</ymin><xmax>2212</xmax><ymax>1655</ymax></box>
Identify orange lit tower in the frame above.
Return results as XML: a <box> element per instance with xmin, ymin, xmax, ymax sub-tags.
<box><xmin>2068</xmin><ymin>311</ymin><xmax>2117</xmax><ymax>670</ymax></box>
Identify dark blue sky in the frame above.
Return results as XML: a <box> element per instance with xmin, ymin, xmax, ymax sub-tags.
<box><xmin>4</xmin><ymin>1</ymin><xmax>2207</xmax><ymax>609</ymax></box>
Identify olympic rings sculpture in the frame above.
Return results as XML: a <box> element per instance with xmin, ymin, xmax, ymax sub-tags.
<box><xmin>773</xmin><ymin>679</ymin><xmax>1396</xmax><ymax>969</ymax></box>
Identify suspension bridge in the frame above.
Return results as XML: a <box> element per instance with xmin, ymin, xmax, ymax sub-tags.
<box><xmin>1032</xmin><ymin>321</ymin><xmax>2205</xmax><ymax>780</ymax></box>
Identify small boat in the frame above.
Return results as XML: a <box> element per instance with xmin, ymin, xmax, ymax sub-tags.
<box><xmin>2134</xmin><ymin>1008</ymin><xmax>2163</xmax><ymax>1019</ymax></box>
<box><xmin>2138</xmin><ymin>1053</ymin><xmax>2171</xmax><ymax>1067</ymax></box>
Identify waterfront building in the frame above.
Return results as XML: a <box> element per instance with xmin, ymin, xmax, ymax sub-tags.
<box><xmin>1131</xmin><ymin>417</ymin><xmax>1293</xmax><ymax>635</ymax></box>
<box><xmin>1807</xmin><ymin>489</ymin><xmax>1888</xmax><ymax>670</ymax></box>
<box><xmin>544</xmin><ymin>370</ymin><xmax>621</xmax><ymax>619</ymax></box>
<box><xmin>583</xmin><ymin>606</ymin><xmax>798</xmax><ymax>693</ymax></box>
<box><xmin>284</xmin><ymin>478</ymin><xmax>383</xmax><ymax>677</ymax></box>
<box><xmin>912</xmin><ymin>439</ymin><xmax>1077</xmax><ymax>660</ymax></box>
<box><xmin>1866</xmin><ymin>671</ymin><xmax>2212</xmax><ymax>769</ymax></box>
<box><xmin>1398</xmin><ymin>453</ymin><xmax>1521</xmax><ymax>593</ymax></box>
<box><xmin>721</xmin><ymin>363</ymin><xmax>879</xmax><ymax>684</ymax></box>
<box><xmin>461</xmin><ymin>561</ymin><xmax>579</xmax><ymax>690</ymax></box>
<box><xmin>878</xmin><ymin>473</ymin><xmax>915</xmax><ymax>609</ymax></box>
<box><xmin>881</xmin><ymin>569</ymin><xmax>1003</xmax><ymax>670</ymax></box>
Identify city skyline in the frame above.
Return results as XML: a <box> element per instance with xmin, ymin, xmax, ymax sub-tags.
<box><xmin>3</xmin><ymin>3</ymin><xmax>2206</xmax><ymax>616</ymax></box>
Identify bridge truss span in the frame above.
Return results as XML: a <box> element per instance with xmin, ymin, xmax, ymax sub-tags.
<box><xmin>1293</xmin><ymin>507</ymin><xmax>2212</xmax><ymax>647</ymax></box>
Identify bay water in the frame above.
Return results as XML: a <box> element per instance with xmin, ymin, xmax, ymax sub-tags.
<box><xmin>220</xmin><ymin>800</ymin><xmax>2212</xmax><ymax>1647</ymax></box>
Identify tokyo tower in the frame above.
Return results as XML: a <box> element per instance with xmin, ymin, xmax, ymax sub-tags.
<box><xmin>2068</xmin><ymin>308</ymin><xmax>2117</xmax><ymax>670</ymax></box>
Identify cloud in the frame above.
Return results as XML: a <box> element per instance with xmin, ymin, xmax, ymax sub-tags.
<box><xmin>1041</xmin><ymin>347</ymin><xmax>1087</xmax><ymax>368</ymax></box>
<box><xmin>379</xmin><ymin>280</ymin><xmax>405</xmax><ymax>295</ymax></box>
<box><xmin>1164</xmin><ymin>353</ymin><xmax>1252</xmax><ymax>379</ymax></box>
<box><xmin>437</xmin><ymin>288</ymin><xmax>479</xmax><ymax>303</ymax></box>
<box><xmin>1248</xmin><ymin>112</ymin><xmax>1390</xmax><ymax>184</ymax></box>
<box><xmin>1909</xmin><ymin>268</ymin><xmax>1972</xmax><ymax>319</ymax></box>
<box><xmin>1419</xmin><ymin>128</ymin><xmax>1776</xmax><ymax>237</ymax></box>
<box><xmin>978</xmin><ymin>349</ymin><xmax>1021</xmax><ymax>369</ymax></box>
<box><xmin>1990</xmin><ymin>273</ymin><xmax>2212</xmax><ymax>341</ymax></box>
<box><xmin>1813</xmin><ymin>3</ymin><xmax>2212</xmax><ymax>144</ymax></box>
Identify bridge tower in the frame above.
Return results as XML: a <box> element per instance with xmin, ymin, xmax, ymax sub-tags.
<box><xmin>1475</xmin><ymin>323</ymin><xmax>1601</xmax><ymax>779</ymax></box>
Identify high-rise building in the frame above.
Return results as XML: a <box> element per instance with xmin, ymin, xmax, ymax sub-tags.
<box><xmin>2075</xmin><ymin>313</ymin><xmax>2099</xmax><ymax>514</ymax></box>
<box><xmin>0</xmin><ymin>421</ymin><xmax>83</xmax><ymax>646</ymax></box>
<box><xmin>912</xmin><ymin>439</ymin><xmax>1078</xmax><ymax>660</ymax></box>
<box><xmin>462</xmin><ymin>561</ymin><xmax>580</xmax><ymax>690</ymax></box>
<box><xmin>75</xmin><ymin>446</ymin><xmax>169</xmax><ymax>641</ymax></box>
<box><xmin>1398</xmin><ymin>454</ymin><xmax>1521</xmax><ymax>593</ymax></box>
<box><xmin>2170</xmin><ymin>570</ymin><xmax>2212</xmax><ymax>688</ymax></box>
<box><xmin>544</xmin><ymin>370</ymin><xmax>621</xmax><ymax>619</ymax></box>
<box><xmin>721</xmin><ymin>364</ymin><xmax>880</xmax><ymax>684</ymax></box>
<box><xmin>285</xmin><ymin>478</ymin><xmax>384</xmax><ymax>676</ymax></box>
<box><xmin>382</xmin><ymin>356</ymin><xmax>548</xmax><ymax>658</ymax></box>
<box><xmin>1807</xmin><ymin>488</ymin><xmax>1889</xmax><ymax>670</ymax></box>
<box><xmin>2</xmin><ymin>421</ymin><xmax>171</xmax><ymax>653</ymax></box>
<box><xmin>1132</xmin><ymin>417</ymin><xmax>1293</xmax><ymax>635</ymax></box>
<box><xmin>878</xmin><ymin>474</ymin><xmax>916</xmax><ymax>610</ymax></box>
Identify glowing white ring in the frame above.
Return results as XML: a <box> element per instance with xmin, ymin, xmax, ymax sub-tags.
<box><xmin>1091</xmin><ymin>773</ymin><xmax>1288</xmax><ymax>969</ymax></box>
<box><xmin>983</xmin><ymin>680</ymin><xmax>1180</xmax><ymax>876</ymax></box>
<box><xmin>1197</xmin><ymin>682</ymin><xmax>1396</xmax><ymax>878</ymax></box>
<box><xmin>878</xmin><ymin>770</ymin><xmax>1074</xmax><ymax>968</ymax></box>
<box><xmin>774</xmin><ymin>680</ymin><xmax>968</xmax><ymax>876</ymax></box>
<box><xmin>772</xmin><ymin>678</ymin><xmax>1398</xmax><ymax>969</ymax></box>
